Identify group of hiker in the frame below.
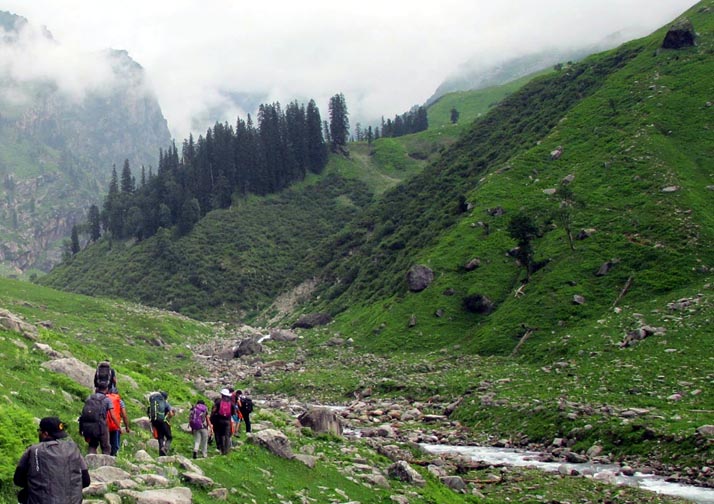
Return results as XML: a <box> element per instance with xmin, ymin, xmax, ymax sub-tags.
<box><xmin>14</xmin><ymin>360</ymin><xmax>254</xmax><ymax>503</ymax></box>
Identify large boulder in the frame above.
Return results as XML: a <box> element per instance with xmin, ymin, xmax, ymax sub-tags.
<box><xmin>249</xmin><ymin>429</ymin><xmax>294</xmax><ymax>460</ymax></box>
<box><xmin>269</xmin><ymin>328</ymin><xmax>298</xmax><ymax>342</ymax></box>
<box><xmin>41</xmin><ymin>358</ymin><xmax>95</xmax><ymax>390</ymax></box>
<box><xmin>388</xmin><ymin>461</ymin><xmax>425</xmax><ymax>487</ymax></box>
<box><xmin>662</xmin><ymin>18</ymin><xmax>696</xmax><ymax>49</ymax></box>
<box><xmin>406</xmin><ymin>265</ymin><xmax>434</xmax><ymax>292</ymax></box>
<box><xmin>233</xmin><ymin>338</ymin><xmax>263</xmax><ymax>358</ymax></box>
<box><xmin>118</xmin><ymin>487</ymin><xmax>192</xmax><ymax>504</ymax></box>
<box><xmin>298</xmin><ymin>407</ymin><xmax>343</xmax><ymax>436</ymax></box>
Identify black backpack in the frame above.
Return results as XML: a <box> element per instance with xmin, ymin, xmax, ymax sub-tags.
<box><xmin>240</xmin><ymin>396</ymin><xmax>253</xmax><ymax>414</ymax></box>
<box><xmin>79</xmin><ymin>393</ymin><xmax>106</xmax><ymax>437</ymax></box>
<box><xmin>94</xmin><ymin>361</ymin><xmax>115</xmax><ymax>390</ymax></box>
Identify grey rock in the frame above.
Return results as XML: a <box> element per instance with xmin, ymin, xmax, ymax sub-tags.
<box><xmin>85</xmin><ymin>454</ymin><xmax>117</xmax><ymax>469</ymax></box>
<box><xmin>406</xmin><ymin>265</ymin><xmax>434</xmax><ymax>292</ymax></box>
<box><xmin>181</xmin><ymin>471</ymin><xmax>214</xmax><ymax>487</ymax></box>
<box><xmin>298</xmin><ymin>407</ymin><xmax>343</xmax><ymax>436</ymax></box>
<box><xmin>249</xmin><ymin>429</ymin><xmax>294</xmax><ymax>459</ymax></box>
<box><xmin>440</xmin><ymin>475</ymin><xmax>467</xmax><ymax>491</ymax></box>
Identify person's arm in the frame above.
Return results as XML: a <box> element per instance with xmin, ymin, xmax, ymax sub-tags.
<box><xmin>13</xmin><ymin>449</ymin><xmax>30</xmax><ymax>488</ymax></box>
<box><xmin>81</xmin><ymin>469</ymin><xmax>91</xmax><ymax>488</ymax></box>
<box><xmin>120</xmin><ymin>401</ymin><xmax>131</xmax><ymax>432</ymax></box>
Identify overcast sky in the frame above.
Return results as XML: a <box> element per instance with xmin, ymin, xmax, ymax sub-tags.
<box><xmin>0</xmin><ymin>0</ymin><xmax>699</xmax><ymax>140</ymax></box>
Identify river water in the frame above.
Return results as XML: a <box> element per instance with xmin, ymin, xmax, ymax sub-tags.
<box><xmin>420</xmin><ymin>444</ymin><xmax>714</xmax><ymax>503</ymax></box>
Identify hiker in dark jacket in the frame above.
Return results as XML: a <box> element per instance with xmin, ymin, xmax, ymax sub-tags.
<box><xmin>236</xmin><ymin>389</ymin><xmax>253</xmax><ymax>433</ymax></box>
<box><xmin>80</xmin><ymin>386</ymin><xmax>118</xmax><ymax>455</ymax></box>
<box><xmin>210</xmin><ymin>388</ymin><xmax>236</xmax><ymax>455</ymax></box>
<box><xmin>14</xmin><ymin>416</ymin><xmax>90</xmax><ymax>504</ymax></box>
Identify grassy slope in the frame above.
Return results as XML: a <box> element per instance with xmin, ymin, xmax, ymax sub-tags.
<box><xmin>0</xmin><ymin>278</ymin><xmax>693</xmax><ymax>504</ymax></box>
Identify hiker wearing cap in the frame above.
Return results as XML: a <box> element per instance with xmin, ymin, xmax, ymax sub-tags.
<box><xmin>210</xmin><ymin>388</ymin><xmax>236</xmax><ymax>455</ymax></box>
<box><xmin>14</xmin><ymin>416</ymin><xmax>90</xmax><ymax>504</ymax></box>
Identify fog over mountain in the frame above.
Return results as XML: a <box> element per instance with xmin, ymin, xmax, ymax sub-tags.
<box><xmin>0</xmin><ymin>1</ymin><xmax>698</xmax><ymax>139</ymax></box>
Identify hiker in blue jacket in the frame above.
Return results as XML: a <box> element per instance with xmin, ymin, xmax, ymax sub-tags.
<box><xmin>14</xmin><ymin>416</ymin><xmax>90</xmax><ymax>504</ymax></box>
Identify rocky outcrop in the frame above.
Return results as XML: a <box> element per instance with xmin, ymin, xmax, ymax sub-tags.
<box><xmin>292</xmin><ymin>313</ymin><xmax>332</xmax><ymax>329</ymax></box>
<box><xmin>249</xmin><ymin>429</ymin><xmax>294</xmax><ymax>460</ymax></box>
<box><xmin>662</xmin><ymin>18</ymin><xmax>696</xmax><ymax>49</ymax></box>
<box><xmin>0</xmin><ymin>308</ymin><xmax>38</xmax><ymax>340</ymax></box>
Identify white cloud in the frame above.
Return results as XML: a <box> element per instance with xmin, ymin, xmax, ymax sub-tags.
<box><xmin>0</xmin><ymin>0</ymin><xmax>699</xmax><ymax>138</ymax></box>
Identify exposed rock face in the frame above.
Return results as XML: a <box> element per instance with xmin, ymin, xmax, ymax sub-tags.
<box><xmin>0</xmin><ymin>13</ymin><xmax>171</xmax><ymax>274</ymax></box>
<box><xmin>298</xmin><ymin>407</ymin><xmax>343</xmax><ymax>436</ymax></box>
<box><xmin>233</xmin><ymin>338</ymin><xmax>263</xmax><ymax>358</ymax></box>
<box><xmin>0</xmin><ymin>308</ymin><xmax>38</xmax><ymax>340</ymax></box>
<box><xmin>662</xmin><ymin>18</ymin><xmax>696</xmax><ymax>49</ymax></box>
<box><xmin>406</xmin><ymin>265</ymin><xmax>434</xmax><ymax>292</ymax></box>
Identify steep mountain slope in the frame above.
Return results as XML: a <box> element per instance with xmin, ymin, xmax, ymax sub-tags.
<box><xmin>298</xmin><ymin>2</ymin><xmax>714</xmax><ymax>357</ymax></box>
<box><xmin>0</xmin><ymin>11</ymin><xmax>170</xmax><ymax>274</ymax></box>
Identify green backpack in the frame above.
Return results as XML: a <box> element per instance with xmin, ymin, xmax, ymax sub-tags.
<box><xmin>147</xmin><ymin>393</ymin><xmax>167</xmax><ymax>421</ymax></box>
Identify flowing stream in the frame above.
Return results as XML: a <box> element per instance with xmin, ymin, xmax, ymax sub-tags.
<box><xmin>420</xmin><ymin>444</ymin><xmax>714</xmax><ymax>503</ymax></box>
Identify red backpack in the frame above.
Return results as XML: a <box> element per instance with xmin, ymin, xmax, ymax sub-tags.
<box><xmin>106</xmin><ymin>393</ymin><xmax>122</xmax><ymax>431</ymax></box>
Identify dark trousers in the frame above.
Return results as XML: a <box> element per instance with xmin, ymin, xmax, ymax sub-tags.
<box><xmin>109</xmin><ymin>430</ymin><xmax>121</xmax><ymax>456</ymax></box>
<box><xmin>152</xmin><ymin>419</ymin><xmax>172</xmax><ymax>456</ymax></box>
<box><xmin>213</xmin><ymin>418</ymin><xmax>231</xmax><ymax>455</ymax></box>
<box><xmin>241</xmin><ymin>412</ymin><xmax>251</xmax><ymax>433</ymax></box>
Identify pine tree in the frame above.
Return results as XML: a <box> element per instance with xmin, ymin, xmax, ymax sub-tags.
<box><xmin>70</xmin><ymin>225</ymin><xmax>80</xmax><ymax>255</ymax></box>
<box><xmin>306</xmin><ymin>99</ymin><xmax>328</xmax><ymax>173</ymax></box>
<box><xmin>87</xmin><ymin>204</ymin><xmax>101</xmax><ymax>242</ymax></box>
<box><xmin>120</xmin><ymin>159</ymin><xmax>134</xmax><ymax>193</ymax></box>
<box><xmin>328</xmin><ymin>93</ymin><xmax>349</xmax><ymax>153</ymax></box>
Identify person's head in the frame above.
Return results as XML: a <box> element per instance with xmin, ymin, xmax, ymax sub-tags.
<box><xmin>220</xmin><ymin>388</ymin><xmax>230</xmax><ymax>397</ymax></box>
<box><xmin>235</xmin><ymin>389</ymin><xmax>243</xmax><ymax>395</ymax></box>
<box><xmin>197</xmin><ymin>399</ymin><xmax>205</xmax><ymax>406</ymax></box>
<box><xmin>38</xmin><ymin>417</ymin><xmax>68</xmax><ymax>441</ymax></box>
<box><xmin>160</xmin><ymin>391</ymin><xmax>168</xmax><ymax>399</ymax></box>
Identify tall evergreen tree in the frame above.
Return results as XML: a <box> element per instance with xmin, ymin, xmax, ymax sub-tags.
<box><xmin>87</xmin><ymin>204</ymin><xmax>101</xmax><ymax>242</ymax></box>
<box><xmin>120</xmin><ymin>159</ymin><xmax>134</xmax><ymax>193</ymax></box>
<box><xmin>328</xmin><ymin>93</ymin><xmax>349</xmax><ymax>152</ymax></box>
<box><xmin>306</xmin><ymin>99</ymin><xmax>328</xmax><ymax>174</ymax></box>
<box><xmin>70</xmin><ymin>225</ymin><xmax>80</xmax><ymax>255</ymax></box>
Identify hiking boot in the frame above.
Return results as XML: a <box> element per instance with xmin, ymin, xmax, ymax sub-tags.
<box><xmin>193</xmin><ymin>451</ymin><xmax>197</xmax><ymax>459</ymax></box>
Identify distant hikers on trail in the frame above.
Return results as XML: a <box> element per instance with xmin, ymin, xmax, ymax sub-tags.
<box><xmin>148</xmin><ymin>391</ymin><xmax>175</xmax><ymax>456</ymax></box>
<box><xmin>236</xmin><ymin>389</ymin><xmax>254</xmax><ymax>434</ymax></box>
<box><xmin>14</xmin><ymin>416</ymin><xmax>90</xmax><ymax>504</ymax></box>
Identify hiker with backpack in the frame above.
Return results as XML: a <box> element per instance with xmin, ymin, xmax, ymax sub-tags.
<box><xmin>210</xmin><ymin>388</ymin><xmax>236</xmax><ymax>455</ymax></box>
<box><xmin>79</xmin><ymin>385</ymin><xmax>118</xmax><ymax>455</ymax></box>
<box><xmin>236</xmin><ymin>389</ymin><xmax>254</xmax><ymax>434</ymax></box>
<box><xmin>147</xmin><ymin>391</ymin><xmax>175</xmax><ymax>456</ymax></box>
<box><xmin>14</xmin><ymin>416</ymin><xmax>90</xmax><ymax>504</ymax></box>
<box><xmin>106</xmin><ymin>390</ymin><xmax>131</xmax><ymax>456</ymax></box>
<box><xmin>189</xmin><ymin>399</ymin><xmax>212</xmax><ymax>459</ymax></box>
<box><xmin>94</xmin><ymin>360</ymin><xmax>117</xmax><ymax>393</ymax></box>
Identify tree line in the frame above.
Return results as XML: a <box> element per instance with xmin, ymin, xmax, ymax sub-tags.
<box><xmin>81</xmin><ymin>98</ymin><xmax>330</xmax><ymax>244</ymax></box>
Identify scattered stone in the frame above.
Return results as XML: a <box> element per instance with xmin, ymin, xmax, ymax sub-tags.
<box><xmin>85</xmin><ymin>454</ymin><xmax>117</xmax><ymax>469</ymax></box>
<box><xmin>406</xmin><ymin>265</ymin><xmax>434</xmax><ymax>292</ymax></box>
<box><xmin>595</xmin><ymin>260</ymin><xmax>617</xmax><ymax>277</ymax></box>
<box><xmin>388</xmin><ymin>461</ymin><xmax>425</xmax><ymax>487</ymax></box>
<box><xmin>463</xmin><ymin>294</ymin><xmax>494</xmax><ymax>314</ymax></box>
<box><xmin>269</xmin><ymin>329</ymin><xmax>298</xmax><ymax>341</ymax></box>
<box><xmin>661</xmin><ymin>185</ymin><xmax>681</xmax><ymax>193</ymax></box>
<box><xmin>0</xmin><ymin>308</ymin><xmax>38</xmax><ymax>340</ymax></box>
<box><xmin>90</xmin><ymin>466</ymin><xmax>131</xmax><ymax>484</ymax></box>
<box><xmin>464</xmin><ymin>258</ymin><xmax>481</xmax><ymax>271</ymax></box>
<box><xmin>440</xmin><ymin>475</ymin><xmax>467</xmax><ymax>491</ymax></box>
<box><xmin>291</xmin><ymin>313</ymin><xmax>332</xmax><ymax>329</ymax></box>
<box><xmin>543</xmin><ymin>188</ymin><xmax>557</xmax><ymax>196</ymax></box>
<box><xmin>408</xmin><ymin>314</ymin><xmax>417</xmax><ymax>328</ymax></box>
<box><xmin>487</xmin><ymin>207</ymin><xmax>505</xmax><ymax>217</ymax></box>
<box><xmin>118</xmin><ymin>487</ymin><xmax>192</xmax><ymax>504</ymax></box>
<box><xmin>576</xmin><ymin>228</ymin><xmax>597</xmax><ymax>240</ymax></box>
<box><xmin>41</xmin><ymin>358</ymin><xmax>96</xmax><ymax>390</ymax></box>
<box><xmin>294</xmin><ymin>454</ymin><xmax>318</xmax><ymax>468</ymax></box>
<box><xmin>696</xmin><ymin>425</ymin><xmax>714</xmax><ymax>438</ymax></box>
<box><xmin>572</xmin><ymin>295</ymin><xmax>586</xmax><ymax>305</ymax></box>
<box><xmin>550</xmin><ymin>146</ymin><xmax>563</xmax><ymax>160</ymax></box>
<box><xmin>181</xmin><ymin>472</ymin><xmax>214</xmax><ymax>487</ymax></box>
<box><xmin>561</xmin><ymin>174</ymin><xmax>575</xmax><ymax>185</ymax></box>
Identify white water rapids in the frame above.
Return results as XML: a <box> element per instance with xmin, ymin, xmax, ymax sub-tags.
<box><xmin>420</xmin><ymin>444</ymin><xmax>714</xmax><ymax>503</ymax></box>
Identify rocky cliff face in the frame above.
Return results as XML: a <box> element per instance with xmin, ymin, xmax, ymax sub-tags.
<box><xmin>0</xmin><ymin>11</ymin><xmax>171</xmax><ymax>275</ymax></box>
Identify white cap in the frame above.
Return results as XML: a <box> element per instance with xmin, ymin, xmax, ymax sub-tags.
<box><xmin>220</xmin><ymin>388</ymin><xmax>231</xmax><ymax>396</ymax></box>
